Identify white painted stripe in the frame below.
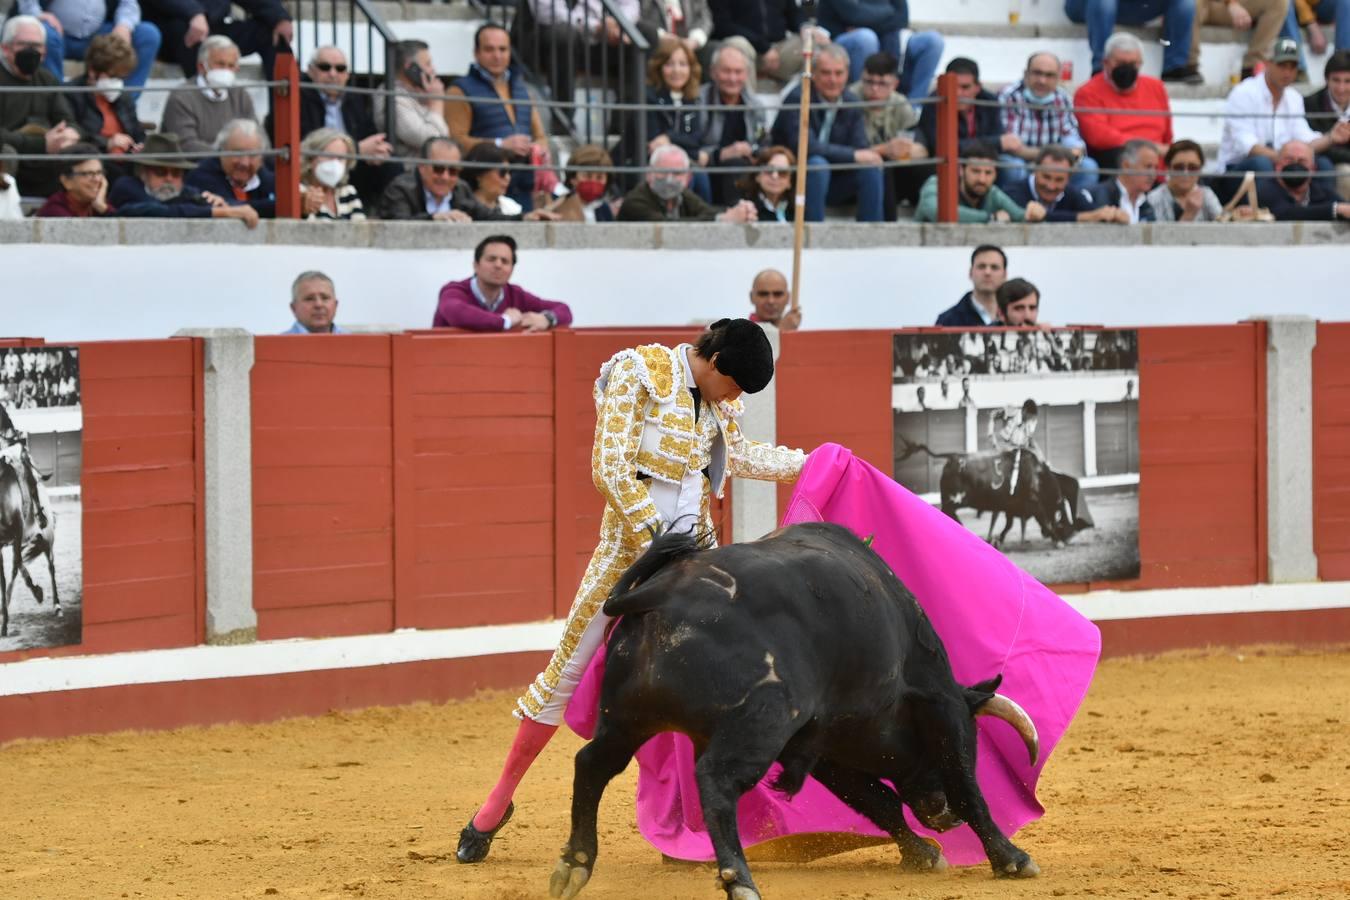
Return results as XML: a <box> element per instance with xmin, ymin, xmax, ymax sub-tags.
<box><xmin>2</xmin><ymin>582</ymin><xmax>1347</xmax><ymax>698</ymax></box>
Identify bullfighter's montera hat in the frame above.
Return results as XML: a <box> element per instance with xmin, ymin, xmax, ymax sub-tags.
<box><xmin>706</xmin><ymin>318</ymin><xmax>775</xmax><ymax>394</ymax></box>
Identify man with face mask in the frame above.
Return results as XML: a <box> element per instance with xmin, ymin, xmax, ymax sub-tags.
<box><xmin>1074</xmin><ymin>31</ymin><xmax>1174</xmax><ymax>172</ymax></box>
<box><xmin>65</xmin><ymin>34</ymin><xmax>146</xmax><ymax>158</ymax></box>
<box><xmin>617</xmin><ymin>143</ymin><xmax>758</xmax><ymax>221</ymax></box>
<box><xmin>0</xmin><ymin>15</ymin><xmax>83</xmax><ymax>198</ymax></box>
<box><xmin>159</xmin><ymin>34</ymin><xmax>256</xmax><ymax>153</ymax></box>
<box><xmin>108</xmin><ymin>131</ymin><xmax>260</xmax><ymax>225</ymax></box>
<box><xmin>1256</xmin><ymin>139</ymin><xmax>1350</xmax><ymax>219</ymax></box>
<box><xmin>997</xmin><ymin>52</ymin><xmax>1098</xmax><ymax>191</ymax></box>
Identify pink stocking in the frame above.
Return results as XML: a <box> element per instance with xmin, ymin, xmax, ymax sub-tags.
<box><xmin>471</xmin><ymin>718</ymin><xmax>558</xmax><ymax>831</ymax></box>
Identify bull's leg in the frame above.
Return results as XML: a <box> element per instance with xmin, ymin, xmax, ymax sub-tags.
<box><xmin>549</xmin><ymin>722</ymin><xmax>644</xmax><ymax>900</ymax></box>
<box><xmin>996</xmin><ymin>513</ymin><xmax>1016</xmax><ymax>549</ymax></box>
<box><xmin>1</xmin><ymin>544</ymin><xmax>10</xmax><ymax>638</ymax></box>
<box><xmin>43</xmin><ymin>541</ymin><xmax>58</xmax><ymax>609</ymax></box>
<box><xmin>919</xmin><ymin>698</ymin><xmax>1038</xmax><ymax>879</ymax></box>
<box><xmin>810</xmin><ymin>760</ymin><xmax>947</xmax><ymax>873</ymax></box>
<box><xmin>18</xmin><ymin>557</ymin><xmax>43</xmax><ymax>605</ymax></box>
<box><xmin>985</xmin><ymin>511</ymin><xmax>1000</xmax><ymax>544</ymax></box>
<box><xmin>695</xmin><ymin>692</ymin><xmax>794</xmax><ymax>900</ymax></box>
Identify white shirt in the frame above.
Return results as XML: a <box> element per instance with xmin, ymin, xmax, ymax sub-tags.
<box><xmin>1219</xmin><ymin>75</ymin><xmax>1319</xmax><ymax>169</ymax></box>
<box><xmin>0</xmin><ymin>178</ymin><xmax>22</xmax><ymax>222</ymax></box>
<box><xmin>646</xmin><ymin>345</ymin><xmax>711</xmax><ymax>530</ymax></box>
<box><xmin>1113</xmin><ymin>179</ymin><xmax>1148</xmax><ymax>224</ymax></box>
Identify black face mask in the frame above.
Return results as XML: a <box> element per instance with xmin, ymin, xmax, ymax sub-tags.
<box><xmin>1109</xmin><ymin>63</ymin><xmax>1139</xmax><ymax>91</ymax></box>
<box><xmin>14</xmin><ymin>47</ymin><xmax>42</xmax><ymax>76</ymax></box>
<box><xmin>1279</xmin><ymin>163</ymin><xmax>1310</xmax><ymax>189</ymax></box>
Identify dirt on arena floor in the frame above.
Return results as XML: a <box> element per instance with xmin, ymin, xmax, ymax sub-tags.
<box><xmin>3</xmin><ymin>647</ymin><xmax>1348</xmax><ymax>900</ymax></box>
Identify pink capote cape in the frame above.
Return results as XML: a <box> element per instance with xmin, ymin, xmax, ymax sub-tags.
<box><xmin>564</xmin><ymin>443</ymin><xmax>1101</xmax><ymax>865</ymax></box>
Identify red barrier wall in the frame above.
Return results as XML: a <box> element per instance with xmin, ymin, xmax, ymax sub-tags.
<box><xmin>1314</xmin><ymin>322</ymin><xmax>1350</xmax><ymax>581</ymax></box>
<box><xmin>0</xmin><ymin>338</ymin><xmax>205</xmax><ymax>664</ymax></box>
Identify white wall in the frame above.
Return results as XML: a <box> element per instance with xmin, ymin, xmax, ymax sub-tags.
<box><xmin>1</xmin><ymin>243</ymin><xmax>1342</xmax><ymax>342</ymax></box>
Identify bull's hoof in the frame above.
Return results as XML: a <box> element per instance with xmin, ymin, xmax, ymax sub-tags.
<box><xmin>31</xmin><ymin>585</ymin><xmax>43</xmax><ymax>605</ymax></box>
<box><xmin>728</xmin><ymin>887</ymin><xmax>761</xmax><ymax>900</ymax></box>
<box><xmin>994</xmin><ymin>855</ymin><xmax>1040</xmax><ymax>878</ymax></box>
<box><xmin>548</xmin><ymin>855</ymin><xmax>593</xmax><ymax>899</ymax></box>
<box><xmin>455</xmin><ymin>802</ymin><xmax>513</xmax><ymax>864</ymax></box>
<box><xmin>900</xmin><ymin>837</ymin><xmax>948</xmax><ymax>873</ymax></box>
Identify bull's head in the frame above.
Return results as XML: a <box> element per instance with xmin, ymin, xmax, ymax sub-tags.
<box><xmin>965</xmin><ymin>675</ymin><xmax>1041</xmax><ymax>767</ymax></box>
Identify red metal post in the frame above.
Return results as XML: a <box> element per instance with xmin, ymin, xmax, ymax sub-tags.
<box><xmin>273</xmin><ymin>50</ymin><xmax>302</xmax><ymax>219</ymax></box>
<box><xmin>935</xmin><ymin>72</ymin><xmax>960</xmax><ymax>224</ymax></box>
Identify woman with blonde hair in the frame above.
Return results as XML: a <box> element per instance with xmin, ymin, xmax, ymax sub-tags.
<box><xmin>300</xmin><ymin>128</ymin><xmax>366</xmax><ymax>221</ymax></box>
<box><xmin>643</xmin><ymin>37</ymin><xmax>711</xmax><ymax>200</ymax></box>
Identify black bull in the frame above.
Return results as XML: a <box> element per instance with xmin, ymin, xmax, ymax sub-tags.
<box><xmin>549</xmin><ymin>523</ymin><xmax>1042</xmax><ymax>900</ymax></box>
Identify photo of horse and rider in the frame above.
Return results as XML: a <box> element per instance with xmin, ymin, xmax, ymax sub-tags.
<box><xmin>0</xmin><ymin>346</ymin><xmax>82</xmax><ymax>652</ymax></box>
<box><xmin>892</xmin><ymin>329</ymin><xmax>1140</xmax><ymax>585</ymax></box>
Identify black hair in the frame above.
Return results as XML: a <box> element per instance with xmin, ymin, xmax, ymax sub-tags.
<box><xmin>59</xmin><ymin>144</ymin><xmax>100</xmax><ymax>177</ymax></box>
<box><xmin>693</xmin><ymin>318</ymin><xmax>775</xmax><ymax>394</ymax></box>
<box><xmin>420</xmin><ymin>135</ymin><xmax>459</xmax><ymax>159</ymax></box>
<box><xmin>945</xmin><ymin>57</ymin><xmax>980</xmax><ymax>80</ymax></box>
<box><xmin>474</xmin><ymin>23</ymin><xmax>510</xmax><ymax>51</ymax></box>
<box><xmin>1325</xmin><ymin>49</ymin><xmax>1350</xmax><ymax>79</ymax></box>
<box><xmin>971</xmin><ymin>244</ymin><xmax>1007</xmax><ymax>268</ymax></box>
<box><xmin>996</xmin><ymin>277</ymin><xmax>1039</xmax><ymax>315</ymax></box>
<box><xmin>474</xmin><ymin>234</ymin><xmax>517</xmax><ymax>264</ymax></box>
<box><xmin>1035</xmin><ymin>144</ymin><xmax>1074</xmax><ymax>166</ymax></box>
<box><xmin>463</xmin><ymin>141</ymin><xmax>510</xmax><ymax>188</ymax></box>
<box><xmin>963</xmin><ymin>140</ymin><xmax>999</xmax><ymax>163</ymax></box>
<box><xmin>392</xmin><ymin>40</ymin><xmax>428</xmax><ymax>75</ymax></box>
<box><xmin>862</xmin><ymin>51</ymin><xmax>899</xmax><ymax>78</ymax></box>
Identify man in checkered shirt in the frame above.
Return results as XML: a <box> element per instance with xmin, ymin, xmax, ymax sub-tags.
<box><xmin>996</xmin><ymin>52</ymin><xmax>1100</xmax><ymax>192</ymax></box>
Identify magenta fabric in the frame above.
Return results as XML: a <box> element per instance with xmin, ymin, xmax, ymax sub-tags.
<box><xmin>564</xmin><ymin>443</ymin><xmax>1101</xmax><ymax>865</ymax></box>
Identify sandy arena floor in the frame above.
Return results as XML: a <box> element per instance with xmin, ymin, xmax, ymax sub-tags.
<box><xmin>3</xmin><ymin>647</ymin><xmax>1348</xmax><ymax>900</ymax></box>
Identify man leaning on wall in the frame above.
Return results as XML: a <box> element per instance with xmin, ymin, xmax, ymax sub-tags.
<box><xmin>283</xmin><ymin>271</ymin><xmax>345</xmax><ymax>334</ymax></box>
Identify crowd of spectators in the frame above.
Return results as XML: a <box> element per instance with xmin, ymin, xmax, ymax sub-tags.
<box><xmin>2</xmin><ymin>1</ymin><xmax>1350</xmax><ymax>225</ymax></box>
<box><xmin>0</xmin><ymin>348</ymin><xmax>81</xmax><ymax>409</ymax></box>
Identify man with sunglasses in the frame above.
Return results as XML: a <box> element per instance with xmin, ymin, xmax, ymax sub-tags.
<box><xmin>377</xmin><ymin>135</ymin><xmax>511</xmax><ymax>222</ymax></box>
<box><xmin>295</xmin><ymin>46</ymin><xmax>393</xmax><ymax>204</ymax></box>
<box><xmin>108</xmin><ymin>130</ymin><xmax>260</xmax><ymax>226</ymax></box>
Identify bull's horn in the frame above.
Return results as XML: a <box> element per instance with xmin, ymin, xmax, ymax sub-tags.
<box><xmin>977</xmin><ymin>694</ymin><xmax>1040</xmax><ymax>767</ymax></box>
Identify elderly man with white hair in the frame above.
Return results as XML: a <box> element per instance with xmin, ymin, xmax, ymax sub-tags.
<box><xmin>694</xmin><ymin>43</ymin><xmax>767</xmax><ymax>204</ymax></box>
<box><xmin>1073</xmin><ymin>31</ymin><xmax>1174</xmax><ymax>172</ymax></box>
<box><xmin>0</xmin><ymin>15</ymin><xmax>82</xmax><ymax>197</ymax></box>
<box><xmin>160</xmin><ymin>34</ymin><xmax>256</xmax><ymax>153</ymax></box>
<box><xmin>186</xmin><ymin>117</ymin><xmax>275</xmax><ymax>217</ymax></box>
<box><xmin>617</xmin><ymin>143</ymin><xmax>758</xmax><ymax>221</ymax></box>
<box><xmin>769</xmin><ymin>42</ymin><xmax>885</xmax><ymax>221</ymax></box>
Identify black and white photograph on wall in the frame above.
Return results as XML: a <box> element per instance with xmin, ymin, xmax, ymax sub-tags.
<box><xmin>0</xmin><ymin>346</ymin><xmax>82</xmax><ymax>652</ymax></box>
<box><xmin>893</xmin><ymin>329</ymin><xmax>1140</xmax><ymax>584</ymax></box>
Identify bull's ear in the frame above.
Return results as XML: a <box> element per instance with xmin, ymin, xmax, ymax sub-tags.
<box><xmin>968</xmin><ymin>674</ymin><xmax>1003</xmax><ymax>695</ymax></box>
<box><xmin>964</xmin><ymin>688</ymin><xmax>996</xmax><ymax>716</ymax></box>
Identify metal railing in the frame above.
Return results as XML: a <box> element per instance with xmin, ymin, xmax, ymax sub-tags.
<box><xmin>289</xmin><ymin>0</ymin><xmax>400</xmax><ymax>139</ymax></box>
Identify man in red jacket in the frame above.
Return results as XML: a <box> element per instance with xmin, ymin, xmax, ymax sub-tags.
<box><xmin>1073</xmin><ymin>32</ymin><xmax>1173</xmax><ymax>172</ymax></box>
<box><xmin>433</xmin><ymin>234</ymin><xmax>574</xmax><ymax>332</ymax></box>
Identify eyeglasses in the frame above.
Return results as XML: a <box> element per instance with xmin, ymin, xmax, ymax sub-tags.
<box><xmin>762</xmin><ymin>167</ymin><xmax>790</xmax><ymax>178</ymax></box>
<box><xmin>312</xmin><ymin>61</ymin><xmax>348</xmax><ymax>73</ymax></box>
<box><xmin>428</xmin><ymin>164</ymin><xmax>461</xmax><ymax>176</ymax></box>
<box><xmin>1169</xmin><ymin>163</ymin><xmax>1203</xmax><ymax>172</ymax></box>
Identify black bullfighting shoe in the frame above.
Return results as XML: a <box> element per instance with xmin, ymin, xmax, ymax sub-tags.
<box><xmin>456</xmin><ymin>802</ymin><xmax>513</xmax><ymax>864</ymax></box>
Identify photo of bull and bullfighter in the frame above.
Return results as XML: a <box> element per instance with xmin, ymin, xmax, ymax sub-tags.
<box><xmin>893</xmin><ymin>330</ymin><xmax>1140</xmax><ymax>584</ymax></box>
<box><xmin>0</xmin><ymin>346</ymin><xmax>83</xmax><ymax>652</ymax></box>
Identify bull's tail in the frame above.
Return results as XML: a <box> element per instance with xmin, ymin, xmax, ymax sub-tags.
<box><xmin>602</xmin><ymin>524</ymin><xmax>712</xmax><ymax>617</ymax></box>
<box><xmin>896</xmin><ymin>436</ymin><xmax>963</xmax><ymax>463</ymax></box>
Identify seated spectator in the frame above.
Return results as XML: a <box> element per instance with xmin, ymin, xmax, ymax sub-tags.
<box><xmin>445</xmin><ymin>25</ymin><xmax>549</xmax><ymax>213</ymax></box>
<box><xmin>643</xmin><ymin>37</ymin><xmax>712</xmax><ymax>200</ymax></box>
<box><xmin>1064</xmin><ymin>0</ymin><xmax>1201</xmax><ymax>83</ymax></box>
<box><xmin>108</xmin><ymin>132</ymin><xmax>260</xmax><ymax>226</ymax></box>
<box><xmin>545</xmin><ymin>143</ymin><xmax>618</xmax><ymax>222</ymax></box>
<box><xmin>1147</xmin><ymin>139</ymin><xmax>1227</xmax><ymax>221</ymax></box>
<box><xmin>997</xmin><ymin>278</ymin><xmax>1041</xmax><ymax>327</ymax></box>
<box><xmin>935</xmin><ymin>245</ymin><xmax>1007</xmax><ymax>327</ymax></box>
<box><xmin>141</xmin><ymin>0</ymin><xmax>292</xmax><ymax>80</ymax></box>
<box><xmin>1307</xmin><ymin>50</ymin><xmax>1350</xmax><ymax>197</ymax></box>
<box><xmin>1293</xmin><ymin>0</ymin><xmax>1348</xmax><ymax>55</ymax></box>
<box><xmin>1006</xmin><ymin>145</ymin><xmax>1126</xmax><ymax>222</ymax></box>
<box><xmin>376</xmin><ymin>136</ymin><xmax>508</xmax><ymax>222</ymax></box>
<box><xmin>748</xmin><ymin>267</ymin><xmax>800</xmax><ymax>331</ymax></box>
<box><xmin>817</xmin><ymin>0</ymin><xmax>944</xmax><ymax>96</ymax></box>
<box><xmin>617</xmin><ymin>143</ymin><xmax>758</xmax><ymax>221</ymax></box>
<box><xmin>186</xmin><ymin>117</ymin><xmax>275</xmax><ymax>217</ymax></box>
<box><xmin>1190</xmin><ymin>0</ymin><xmax>1288</xmax><ymax>80</ymax></box>
<box><xmin>295</xmin><ymin>45</ymin><xmax>394</xmax><ymax>204</ymax></box>
<box><xmin>916</xmin><ymin>57</ymin><xmax>1006</xmax><ymax>159</ymax></box>
<box><xmin>1</xmin><ymin>16</ymin><xmax>81</xmax><ymax>198</ymax></box>
<box><xmin>1074</xmin><ymin>32</ymin><xmax>1174</xmax><ymax>171</ymax></box>
<box><xmin>1088</xmin><ymin>138</ymin><xmax>1160</xmax><ymax>222</ymax></box>
<box><xmin>708</xmin><ymin>0</ymin><xmax>818</xmax><ymax>89</ymax></box>
<box><xmin>18</xmin><ymin>0</ymin><xmax>159</xmax><ymax>90</ymax></box>
<box><xmin>284</xmin><ymin>271</ymin><xmax>344</xmax><ymax>334</ymax></box>
<box><xmin>463</xmin><ymin>142</ymin><xmax>558</xmax><ymax>221</ymax></box>
<box><xmin>0</xmin><ymin>143</ymin><xmax>21</xmax><ymax>220</ymax></box>
<box><xmin>300</xmin><ymin>129</ymin><xmax>364</xmax><ymax>221</ymax></box>
<box><xmin>374</xmin><ymin>39</ymin><xmax>449</xmax><ymax>163</ymax></box>
<box><xmin>434</xmin><ymin>234</ymin><xmax>574</xmax><ymax>332</ymax></box>
<box><xmin>1220</xmin><ymin>38</ymin><xmax>1341</xmax><ymax>195</ymax></box>
<box><xmin>850</xmin><ymin>51</ymin><xmax>926</xmax><ymax>190</ymax></box>
<box><xmin>696</xmin><ymin>44</ymin><xmax>766</xmax><ymax>204</ymax></box>
<box><xmin>66</xmin><ymin>35</ymin><xmax>145</xmax><ymax>162</ymax></box>
<box><xmin>998</xmin><ymin>51</ymin><xmax>1098</xmax><ymax>191</ymax></box>
<box><xmin>36</xmin><ymin>143</ymin><xmax>113</xmax><ymax>216</ymax></box>
<box><xmin>771</xmin><ymin>43</ymin><xmax>884</xmax><ymax>222</ymax></box>
<box><xmin>736</xmin><ymin>144</ymin><xmax>796</xmax><ymax>222</ymax></box>
<box><xmin>637</xmin><ymin>0</ymin><xmax>712</xmax><ymax>59</ymax></box>
<box><xmin>1256</xmin><ymin>139</ymin><xmax>1350</xmax><ymax>218</ymax></box>
<box><xmin>915</xmin><ymin>142</ymin><xmax>1046</xmax><ymax>223</ymax></box>
<box><xmin>159</xmin><ymin>35</ymin><xmax>256</xmax><ymax>154</ymax></box>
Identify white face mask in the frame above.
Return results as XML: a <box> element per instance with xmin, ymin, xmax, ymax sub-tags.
<box><xmin>313</xmin><ymin>158</ymin><xmax>346</xmax><ymax>188</ymax></box>
<box><xmin>204</xmin><ymin>68</ymin><xmax>236</xmax><ymax>90</ymax></box>
<box><xmin>95</xmin><ymin>76</ymin><xmax>124</xmax><ymax>103</ymax></box>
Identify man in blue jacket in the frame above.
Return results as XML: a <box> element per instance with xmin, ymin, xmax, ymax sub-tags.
<box><xmin>1005</xmin><ymin>145</ymin><xmax>1127</xmax><ymax>223</ymax></box>
<box><xmin>769</xmin><ymin>43</ymin><xmax>884</xmax><ymax>221</ymax></box>
<box><xmin>817</xmin><ymin>0</ymin><xmax>944</xmax><ymax>96</ymax></box>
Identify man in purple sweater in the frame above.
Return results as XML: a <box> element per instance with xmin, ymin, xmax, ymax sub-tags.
<box><xmin>434</xmin><ymin>235</ymin><xmax>574</xmax><ymax>331</ymax></box>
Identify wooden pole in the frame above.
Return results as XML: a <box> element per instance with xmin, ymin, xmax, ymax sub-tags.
<box><xmin>935</xmin><ymin>72</ymin><xmax>960</xmax><ymax>224</ymax></box>
<box><xmin>789</xmin><ymin>25</ymin><xmax>815</xmax><ymax>316</ymax></box>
